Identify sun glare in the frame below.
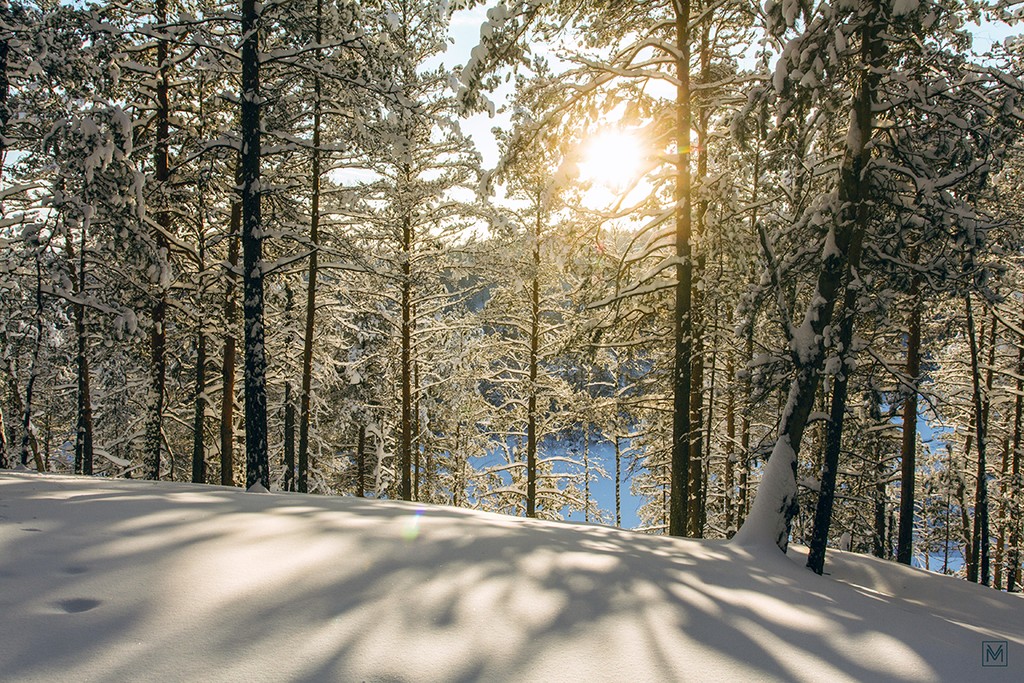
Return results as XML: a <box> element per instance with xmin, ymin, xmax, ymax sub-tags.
<box><xmin>579</xmin><ymin>130</ymin><xmax>643</xmax><ymax>191</ymax></box>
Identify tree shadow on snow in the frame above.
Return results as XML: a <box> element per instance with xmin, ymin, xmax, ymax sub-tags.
<box><xmin>0</xmin><ymin>472</ymin><xmax>1021</xmax><ymax>682</ymax></box>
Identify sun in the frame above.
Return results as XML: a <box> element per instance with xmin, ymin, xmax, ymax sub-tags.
<box><xmin>579</xmin><ymin>130</ymin><xmax>644</xmax><ymax>191</ymax></box>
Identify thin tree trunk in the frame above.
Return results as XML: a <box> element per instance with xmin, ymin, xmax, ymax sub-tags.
<box><xmin>283</xmin><ymin>284</ymin><xmax>295</xmax><ymax>492</ymax></box>
<box><xmin>414</xmin><ymin>355</ymin><xmax>422</xmax><ymax>501</ymax></box>
<box><xmin>995</xmin><ymin>436</ymin><xmax>1009</xmax><ymax>588</ymax></box>
<box><xmin>738</xmin><ymin>331</ymin><xmax>753</xmax><ymax>527</ymax></box>
<box><xmin>21</xmin><ymin>246</ymin><xmax>45</xmax><ymax>471</ymax></box>
<box><xmin>356</xmin><ymin>423</ymin><xmax>366</xmax><ymax>498</ymax></box>
<box><xmin>4</xmin><ymin>359</ymin><xmax>41</xmax><ymax>470</ymax></box>
<box><xmin>725</xmin><ymin>354</ymin><xmax>736</xmax><ymax>534</ymax></box>
<box><xmin>400</xmin><ymin>179</ymin><xmax>413</xmax><ymax>501</ymax></box>
<box><xmin>958</xmin><ymin>437</ymin><xmax>973</xmax><ymax>570</ymax></box>
<box><xmin>297</xmin><ymin>0</ymin><xmax>323</xmax><ymax>495</ymax></box>
<box><xmin>284</xmin><ymin>380</ymin><xmax>294</xmax><ymax>491</ymax></box>
<box><xmin>0</xmin><ymin>1</ymin><xmax>9</xmax><ymax>181</ymax></box>
<box><xmin>219</xmin><ymin>208</ymin><xmax>240</xmax><ymax>486</ymax></box>
<box><xmin>526</xmin><ymin>201</ymin><xmax>541</xmax><ymax>517</ymax></box>
<box><xmin>614</xmin><ymin>434</ymin><xmax>622</xmax><ymax>527</ymax></box>
<box><xmin>1008</xmin><ymin>337</ymin><xmax>1023</xmax><ymax>591</ymax></box>
<box><xmin>240</xmin><ymin>0</ymin><xmax>269</xmax><ymax>490</ymax></box>
<box><xmin>191</xmin><ymin>169</ymin><xmax>209</xmax><ymax>484</ymax></box>
<box><xmin>736</xmin><ymin>1</ymin><xmax>885</xmax><ymax>552</ymax></box>
<box><xmin>0</xmin><ymin>398</ymin><xmax>7</xmax><ymax>469</ymax></box>
<box><xmin>669</xmin><ymin>0</ymin><xmax>694</xmax><ymax>537</ymax></box>
<box><xmin>583</xmin><ymin>428</ymin><xmax>591</xmax><ymax>523</ymax></box>
<box><xmin>191</xmin><ymin>329</ymin><xmax>207</xmax><ymax>483</ymax></box>
<box><xmin>896</xmin><ymin>285</ymin><xmax>922</xmax><ymax>564</ymax></box>
<box><xmin>687</xmin><ymin>15</ymin><xmax>714</xmax><ymax>540</ymax></box>
<box><xmin>68</xmin><ymin>200</ymin><xmax>94</xmax><ymax>476</ymax></box>
<box><xmin>873</xmin><ymin>394</ymin><xmax>888</xmax><ymax>558</ymax></box>
<box><xmin>702</xmin><ymin>300</ymin><xmax>717</xmax><ymax>536</ymax></box>
<box><xmin>966</xmin><ymin>294</ymin><xmax>989</xmax><ymax>585</ymax></box>
<box><xmin>144</xmin><ymin>0</ymin><xmax>172</xmax><ymax>481</ymax></box>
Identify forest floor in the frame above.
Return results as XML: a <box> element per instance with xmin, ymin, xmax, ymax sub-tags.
<box><xmin>0</xmin><ymin>470</ymin><xmax>1021</xmax><ymax>681</ymax></box>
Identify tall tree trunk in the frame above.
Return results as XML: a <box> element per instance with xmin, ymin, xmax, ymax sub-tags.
<box><xmin>283</xmin><ymin>380</ymin><xmax>294</xmax><ymax>490</ymax></box>
<box><xmin>219</xmin><ymin>220</ymin><xmax>240</xmax><ymax>486</ymax></box>
<box><xmin>614</xmin><ymin>433</ymin><xmax>622</xmax><ymax>527</ymax></box>
<box><xmin>0</xmin><ymin>398</ymin><xmax>7</xmax><ymax>469</ymax></box>
<box><xmin>356</xmin><ymin>423</ymin><xmax>367</xmax><ymax>498</ymax></box>
<box><xmin>21</xmin><ymin>247</ymin><xmax>45</xmax><ymax>471</ymax></box>
<box><xmin>1008</xmin><ymin>337</ymin><xmax>1023</xmax><ymax>591</ymax></box>
<box><xmin>4</xmin><ymin>358</ymin><xmax>42</xmax><ymax>470</ymax></box>
<box><xmin>896</xmin><ymin>284</ymin><xmax>922</xmax><ymax>564</ymax></box>
<box><xmin>414</xmin><ymin>354</ymin><xmax>422</xmax><ymax>501</ymax></box>
<box><xmin>283</xmin><ymin>283</ymin><xmax>295</xmax><ymax>492</ymax></box>
<box><xmin>738</xmin><ymin>331</ymin><xmax>753</xmax><ymax>527</ymax></box>
<box><xmin>240</xmin><ymin>0</ymin><xmax>269</xmax><ymax>490</ymax></box>
<box><xmin>0</xmin><ymin>0</ymin><xmax>9</xmax><ymax>228</ymax></box>
<box><xmin>400</xmin><ymin>175</ymin><xmax>414</xmax><ymax>501</ymax></box>
<box><xmin>958</xmin><ymin>437</ymin><xmax>973</xmax><ymax>570</ymax></box>
<box><xmin>686</xmin><ymin>15</ymin><xmax>713</xmax><ymax>539</ymax></box>
<box><xmin>144</xmin><ymin>0</ymin><xmax>172</xmax><ymax>481</ymax></box>
<box><xmin>526</xmin><ymin>202</ymin><xmax>541</xmax><ymax>517</ymax></box>
<box><xmin>735</xmin><ymin>1</ymin><xmax>885</xmax><ymax>552</ymax></box>
<box><xmin>873</xmin><ymin>394</ymin><xmax>888</xmax><ymax>558</ymax></box>
<box><xmin>669</xmin><ymin>0</ymin><xmax>694</xmax><ymax>537</ymax></box>
<box><xmin>69</xmin><ymin>201</ymin><xmax>94</xmax><ymax>475</ymax></box>
<box><xmin>995</xmin><ymin>437</ymin><xmax>1009</xmax><ymax>588</ymax></box>
<box><xmin>965</xmin><ymin>295</ymin><xmax>989</xmax><ymax>585</ymax></box>
<box><xmin>191</xmin><ymin>329</ymin><xmax>207</xmax><ymax>483</ymax></box>
<box><xmin>725</xmin><ymin>354</ymin><xmax>736</xmax><ymax>534</ymax></box>
<box><xmin>806</xmin><ymin>259</ymin><xmax>865</xmax><ymax>573</ymax></box>
<box><xmin>583</xmin><ymin>428</ymin><xmax>591</xmax><ymax>523</ymax></box>
<box><xmin>297</xmin><ymin>0</ymin><xmax>323</xmax><ymax>495</ymax></box>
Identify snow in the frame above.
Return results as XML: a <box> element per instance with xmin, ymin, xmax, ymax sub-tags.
<box><xmin>1</xmin><ymin>471</ymin><xmax>1021</xmax><ymax>682</ymax></box>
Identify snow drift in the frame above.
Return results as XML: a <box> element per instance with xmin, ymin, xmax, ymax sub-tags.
<box><xmin>0</xmin><ymin>471</ymin><xmax>1020</xmax><ymax>681</ymax></box>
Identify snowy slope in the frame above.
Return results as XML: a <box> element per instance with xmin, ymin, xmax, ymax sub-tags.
<box><xmin>1</xmin><ymin>471</ymin><xmax>1020</xmax><ymax>682</ymax></box>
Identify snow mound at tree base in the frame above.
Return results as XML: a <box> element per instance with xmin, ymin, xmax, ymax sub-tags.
<box><xmin>1</xmin><ymin>472</ymin><xmax>1020</xmax><ymax>682</ymax></box>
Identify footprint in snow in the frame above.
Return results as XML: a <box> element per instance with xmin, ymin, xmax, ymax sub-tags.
<box><xmin>55</xmin><ymin>598</ymin><xmax>101</xmax><ymax>613</ymax></box>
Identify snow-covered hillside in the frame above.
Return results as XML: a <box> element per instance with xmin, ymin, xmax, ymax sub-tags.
<box><xmin>1</xmin><ymin>471</ymin><xmax>1020</xmax><ymax>682</ymax></box>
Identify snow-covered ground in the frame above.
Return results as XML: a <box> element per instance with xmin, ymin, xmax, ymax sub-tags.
<box><xmin>1</xmin><ymin>471</ymin><xmax>1020</xmax><ymax>682</ymax></box>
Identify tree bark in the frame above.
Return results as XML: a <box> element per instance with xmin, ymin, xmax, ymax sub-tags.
<box><xmin>614</xmin><ymin>434</ymin><xmax>621</xmax><ymax>527</ymax></box>
<box><xmin>965</xmin><ymin>295</ymin><xmax>989</xmax><ymax>585</ymax></box>
<box><xmin>725</xmin><ymin>354</ymin><xmax>736</xmax><ymax>534</ymax></box>
<box><xmin>1008</xmin><ymin>338</ymin><xmax>1023</xmax><ymax>591</ymax></box>
<box><xmin>0</xmin><ymin>397</ymin><xmax>7</xmax><ymax>469</ymax></box>
<box><xmin>526</xmin><ymin>201</ymin><xmax>541</xmax><ymax>517</ymax></box>
<box><xmin>896</xmin><ymin>284</ymin><xmax>922</xmax><ymax>564</ymax></box>
<box><xmin>66</xmin><ymin>201</ymin><xmax>94</xmax><ymax>476</ymax></box>
<box><xmin>806</xmin><ymin>267</ymin><xmax>864</xmax><ymax>573</ymax></box>
<box><xmin>191</xmin><ymin>330</ymin><xmax>207</xmax><ymax>483</ymax></box>
<box><xmin>995</xmin><ymin>437</ymin><xmax>1009</xmax><ymax>588</ymax></box>
<box><xmin>4</xmin><ymin>358</ymin><xmax>42</xmax><ymax>470</ymax></box>
<box><xmin>669</xmin><ymin>0</ymin><xmax>694</xmax><ymax>537</ymax></box>
<box><xmin>240</xmin><ymin>0</ymin><xmax>269</xmax><ymax>490</ymax></box>
<box><xmin>144</xmin><ymin>0</ymin><xmax>172</xmax><ymax>481</ymax></box>
<box><xmin>219</xmin><ymin>220</ymin><xmax>240</xmax><ymax>487</ymax></box>
<box><xmin>356</xmin><ymin>423</ymin><xmax>366</xmax><ymax>498</ymax></box>
<box><xmin>284</xmin><ymin>381</ymin><xmax>295</xmax><ymax>490</ymax></box>
<box><xmin>873</xmin><ymin>394</ymin><xmax>888</xmax><ymax>558</ymax></box>
<box><xmin>21</xmin><ymin>247</ymin><xmax>45</xmax><ymax>471</ymax></box>
<box><xmin>297</xmin><ymin>0</ymin><xmax>323</xmax><ymax>495</ymax></box>
<box><xmin>400</xmin><ymin>176</ymin><xmax>414</xmax><ymax>501</ymax></box>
